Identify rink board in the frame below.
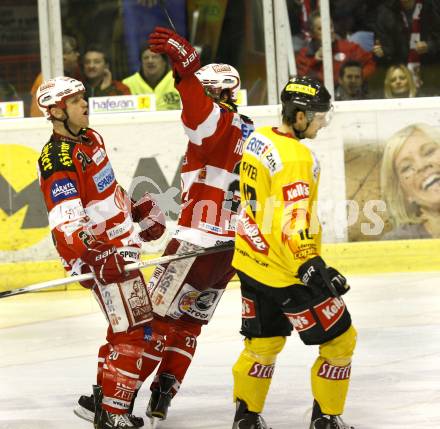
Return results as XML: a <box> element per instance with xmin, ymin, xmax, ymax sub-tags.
<box><xmin>1</xmin><ymin>238</ymin><xmax>439</xmax><ymax>293</ymax></box>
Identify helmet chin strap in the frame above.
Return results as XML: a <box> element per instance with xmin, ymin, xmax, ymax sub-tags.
<box><xmin>53</xmin><ymin>110</ymin><xmax>82</xmax><ymax>137</ymax></box>
<box><xmin>293</xmin><ymin>118</ymin><xmax>311</xmax><ymax>139</ymax></box>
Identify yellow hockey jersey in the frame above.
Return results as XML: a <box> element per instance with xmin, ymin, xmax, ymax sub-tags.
<box><xmin>232</xmin><ymin>126</ymin><xmax>322</xmax><ymax>287</ymax></box>
<box><xmin>122</xmin><ymin>70</ymin><xmax>181</xmax><ymax>110</ymax></box>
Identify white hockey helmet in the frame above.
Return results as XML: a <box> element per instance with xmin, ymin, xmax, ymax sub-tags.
<box><xmin>195</xmin><ymin>63</ymin><xmax>241</xmax><ymax>103</ymax></box>
<box><xmin>36</xmin><ymin>76</ymin><xmax>85</xmax><ymax>118</ymax></box>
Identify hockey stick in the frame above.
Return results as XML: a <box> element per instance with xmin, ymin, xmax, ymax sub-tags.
<box><xmin>0</xmin><ymin>243</ymin><xmax>234</xmax><ymax>299</ymax></box>
<box><xmin>158</xmin><ymin>0</ymin><xmax>177</xmax><ymax>32</ymax></box>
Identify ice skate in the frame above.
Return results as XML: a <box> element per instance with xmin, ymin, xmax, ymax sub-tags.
<box><xmin>96</xmin><ymin>410</ymin><xmax>138</xmax><ymax>429</ymax></box>
<box><xmin>232</xmin><ymin>398</ymin><xmax>271</xmax><ymax>429</ymax></box>
<box><xmin>146</xmin><ymin>373</ymin><xmax>175</xmax><ymax>426</ymax></box>
<box><xmin>74</xmin><ymin>388</ymin><xmax>144</xmax><ymax>427</ymax></box>
<box><xmin>310</xmin><ymin>400</ymin><xmax>354</xmax><ymax>429</ymax></box>
<box><xmin>74</xmin><ymin>393</ymin><xmax>95</xmax><ymax>422</ymax></box>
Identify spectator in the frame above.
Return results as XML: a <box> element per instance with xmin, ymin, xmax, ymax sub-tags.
<box><xmin>381</xmin><ymin>123</ymin><xmax>440</xmax><ymax>239</ymax></box>
<box><xmin>286</xmin><ymin>0</ymin><xmax>318</xmax><ymax>52</ymax></box>
<box><xmin>30</xmin><ymin>35</ymin><xmax>82</xmax><ymax>117</ymax></box>
<box><xmin>122</xmin><ymin>44</ymin><xmax>180</xmax><ymax>110</ymax></box>
<box><xmin>296</xmin><ymin>11</ymin><xmax>376</xmax><ymax>86</ymax></box>
<box><xmin>0</xmin><ymin>79</ymin><xmax>19</xmax><ymax>102</ymax></box>
<box><xmin>83</xmin><ymin>45</ymin><xmax>131</xmax><ymax>99</ymax></box>
<box><xmin>373</xmin><ymin>0</ymin><xmax>440</xmax><ymax>91</ymax></box>
<box><xmin>335</xmin><ymin>60</ymin><xmax>368</xmax><ymax>100</ymax></box>
<box><xmin>383</xmin><ymin>64</ymin><xmax>417</xmax><ymax>98</ymax></box>
<box><xmin>330</xmin><ymin>0</ymin><xmax>380</xmax><ymax>44</ymax></box>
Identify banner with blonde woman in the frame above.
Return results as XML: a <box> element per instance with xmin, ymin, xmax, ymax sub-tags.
<box><xmin>340</xmin><ymin>98</ymin><xmax>440</xmax><ymax>241</ymax></box>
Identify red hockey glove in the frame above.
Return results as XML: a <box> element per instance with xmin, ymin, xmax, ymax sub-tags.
<box><xmin>78</xmin><ymin>263</ymin><xmax>95</xmax><ymax>289</ymax></box>
<box><xmin>131</xmin><ymin>193</ymin><xmax>166</xmax><ymax>242</ymax></box>
<box><xmin>81</xmin><ymin>242</ymin><xmax>126</xmax><ymax>285</ymax></box>
<box><xmin>298</xmin><ymin>256</ymin><xmax>350</xmax><ymax>297</ymax></box>
<box><xmin>148</xmin><ymin>26</ymin><xmax>200</xmax><ymax>77</ymax></box>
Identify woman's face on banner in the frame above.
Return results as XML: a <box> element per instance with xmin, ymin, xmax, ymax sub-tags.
<box><xmin>394</xmin><ymin>130</ymin><xmax>440</xmax><ymax>209</ymax></box>
<box><xmin>390</xmin><ymin>68</ymin><xmax>409</xmax><ymax>96</ymax></box>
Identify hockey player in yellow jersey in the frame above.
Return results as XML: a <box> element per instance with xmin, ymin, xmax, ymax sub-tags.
<box><xmin>231</xmin><ymin>76</ymin><xmax>356</xmax><ymax>429</ymax></box>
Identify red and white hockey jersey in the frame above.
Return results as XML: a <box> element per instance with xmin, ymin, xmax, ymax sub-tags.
<box><xmin>37</xmin><ymin>129</ymin><xmax>142</xmax><ymax>275</ymax></box>
<box><xmin>173</xmin><ymin>74</ymin><xmax>255</xmax><ymax>247</ymax></box>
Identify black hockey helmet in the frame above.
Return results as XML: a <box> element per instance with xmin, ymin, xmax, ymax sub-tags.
<box><xmin>281</xmin><ymin>76</ymin><xmax>331</xmax><ymax>115</ymax></box>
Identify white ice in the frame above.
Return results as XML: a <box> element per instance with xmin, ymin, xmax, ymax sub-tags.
<box><xmin>1</xmin><ymin>271</ymin><xmax>440</xmax><ymax>429</ymax></box>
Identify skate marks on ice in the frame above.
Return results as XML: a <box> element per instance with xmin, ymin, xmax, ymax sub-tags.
<box><xmin>0</xmin><ymin>272</ymin><xmax>439</xmax><ymax>428</ymax></box>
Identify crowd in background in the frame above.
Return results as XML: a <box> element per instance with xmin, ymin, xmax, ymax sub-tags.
<box><xmin>1</xmin><ymin>0</ymin><xmax>440</xmax><ymax>114</ymax></box>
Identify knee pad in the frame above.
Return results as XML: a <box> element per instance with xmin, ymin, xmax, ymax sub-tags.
<box><xmin>320</xmin><ymin>325</ymin><xmax>357</xmax><ymax>366</ymax></box>
<box><xmin>107</xmin><ymin>343</ymin><xmax>144</xmax><ymax>379</ymax></box>
<box><xmin>243</xmin><ymin>336</ymin><xmax>286</xmax><ymax>365</ymax></box>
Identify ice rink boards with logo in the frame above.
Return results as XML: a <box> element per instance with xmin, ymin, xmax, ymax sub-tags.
<box><xmin>1</xmin><ymin>271</ymin><xmax>440</xmax><ymax>429</ymax></box>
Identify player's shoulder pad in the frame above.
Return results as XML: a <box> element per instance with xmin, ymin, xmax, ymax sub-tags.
<box><xmin>82</xmin><ymin>128</ymin><xmax>105</xmax><ymax>146</ymax></box>
<box><xmin>38</xmin><ymin>138</ymin><xmax>76</xmax><ymax>180</ymax></box>
<box><xmin>239</xmin><ymin>113</ymin><xmax>254</xmax><ymax>125</ymax></box>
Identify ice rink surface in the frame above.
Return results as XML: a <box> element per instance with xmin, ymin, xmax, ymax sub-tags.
<box><xmin>1</xmin><ymin>271</ymin><xmax>440</xmax><ymax>429</ymax></box>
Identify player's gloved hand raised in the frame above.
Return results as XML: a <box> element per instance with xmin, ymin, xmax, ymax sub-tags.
<box><xmin>81</xmin><ymin>242</ymin><xmax>126</xmax><ymax>285</ymax></box>
<box><xmin>148</xmin><ymin>26</ymin><xmax>200</xmax><ymax>77</ymax></box>
<box><xmin>131</xmin><ymin>193</ymin><xmax>166</xmax><ymax>242</ymax></box>
<box><xmin>298</xmin><ymin>256</ymin><xmax>350</xmax><ymax>296</ymax></box>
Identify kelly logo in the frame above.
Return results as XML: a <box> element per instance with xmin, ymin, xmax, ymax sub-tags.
<box><xmin>282</xmin><ymin>181</ymin><xmax>310</xmax><ymax>203</ymax></box>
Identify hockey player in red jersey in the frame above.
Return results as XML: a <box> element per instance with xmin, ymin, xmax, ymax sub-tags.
<box><xmin>36</xmin><ymin>76</ymin><xmax>166</xmax><ymax>429</ymax></box>
<box><xmin>132</xmin><ymin>27</ymin><xmax>255</xmax><ymax>424</ymax></box>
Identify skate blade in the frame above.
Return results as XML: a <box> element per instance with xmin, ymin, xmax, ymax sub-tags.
<box><xmin>73</xmin><ymin>405</ymin><xmax>94</xmax><ymax>422</ymax></box>
<box><xmin>150</xmin><ymin>416</ymin><xmax>161</xmax><ymax>429</ymax></box>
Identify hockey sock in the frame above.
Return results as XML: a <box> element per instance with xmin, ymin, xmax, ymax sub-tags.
<box><xmin>97</xmin><ymin>343</ymin><xmax>110</xmax><ymax>386</ymax></box>
<box><xmin>150</xmin><ymin>321</ymin><xmax>201</xmax><ymax>395</ymax></box>
<box><xmin>232</xmin><ymin>336</ymin><xmax>286</xmax><ymax>413</ymax></box>
<box><xmin>311</xmin><ymin>325</ymin><xmax>357</xmax><ymax>415</ymax></box>
<box><xmin>101</xmin><ymin>343</ymin><xmax>144</xmax><ymax>414</ymax></box>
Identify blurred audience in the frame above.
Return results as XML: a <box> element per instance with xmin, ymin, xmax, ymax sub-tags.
<box><xmin>330</xmin><ymin>0</ymin><xmax>380</xmax><ymax>48</ymax></box>
<box><xmin>335</xmin><ymin>60</ymin><xmax>368</xmax><ymax>100</ymax></box>
<box><xmin>0</xmin><ymin>79</ymin><xmax>19</xmax><ymax>102</ymax></box>
<box><xmin>83</xmin><ymin>45</ymin><xmax>131</xmax><ymax>99</ymax></box>
<box><xmin>373</xmin><ymin>0</ymin><xmax>440</xmax><ymax>91</ymax></box>
<box><xmin>296</xmin><ymin>11</ymin><xmax>376</xmax><ymax>86</ymax></box>
<box><xmin>30</xmin><ymin>35</ymin><xmax>82</xmax><ymax>117</ymax></box>
<box><xmin>384</xmin><ymin>64</ymin><xmax>417</xmax><ymax>98</ymax></box>
<box><xmin>122</xmin><ymin>43</ymin><xmax>180</xmax><ymax>110</ymax></box>
<box><xmin>287</xmin><ymin>0</ymin><xmax>318</xmax><ymax>52</ymax></box>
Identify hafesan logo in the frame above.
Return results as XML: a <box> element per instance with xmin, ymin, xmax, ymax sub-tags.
<box><xmin>0</xmin><ymin>144</ymin><xmax>50</xmax><ymax>250</ymax></box>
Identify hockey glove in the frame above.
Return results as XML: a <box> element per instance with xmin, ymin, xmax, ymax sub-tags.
<box><xmin>81</xmin><ymin>242</ymin><xmax>126</xmax><ymax>285</ymax></box>
<box><xmin>78</xmin><ymin>263</ymin><xmax>95</xmax><ymax>289</ymax></box>
<box><xmin>131</xmin><ymin>193</ymin><xmax>166</xmax><ymax>242</ymax></box>
<box><xmin>148</xmin><ymin>26</ymin><xmax>200</xmax><ymax>77</ymax></box>
<box><xmin>298</xmin><ymin>256</ymin><xmax>350</xmax><ymax>297</ymax></box>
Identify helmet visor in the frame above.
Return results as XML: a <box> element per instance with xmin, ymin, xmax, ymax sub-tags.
<box><xmin>309</xmin><ymin>105</ymin><xmax>334</xmax><ymax>127</ymax></box>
